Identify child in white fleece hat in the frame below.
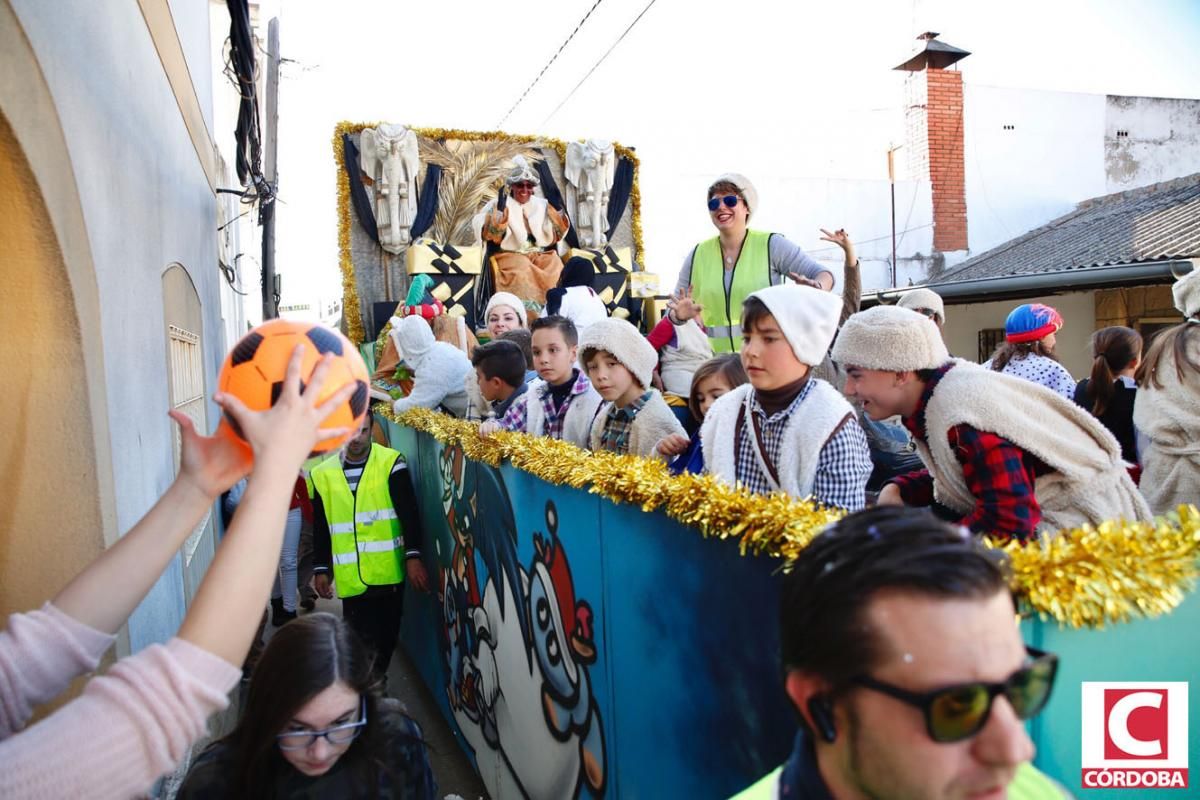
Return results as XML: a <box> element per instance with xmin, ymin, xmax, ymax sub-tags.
<box><xmin>700</xmin><ymin>283</ymin><xmax>871</xmax><ymax>510</ymax></box>
<box><xmin>578</xmin><ymin>318</ymin><xmax>686</xmax><ymax>457</ymax></box>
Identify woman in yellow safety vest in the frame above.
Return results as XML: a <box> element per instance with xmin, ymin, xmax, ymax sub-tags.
<box><xmin>668</xmin><ymin>173</ymin><xmax>856</xmax><ymax>353</ymax></box>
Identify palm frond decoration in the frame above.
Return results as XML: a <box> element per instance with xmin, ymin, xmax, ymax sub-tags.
<box><xmin>420</xmin><ymin>139</ymin><xmax>543</xmax><ymax>245</ymax></box>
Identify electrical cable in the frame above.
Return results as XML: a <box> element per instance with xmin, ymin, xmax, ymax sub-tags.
<box><xmin>496</xmin><ymin>0</ymin><xmax>606</xmax><ymax>127</ymax></box>
<box><xmin>540</xmin><ymin>0</ymin><xmax>660</xmax><ymax>127</ymax></box>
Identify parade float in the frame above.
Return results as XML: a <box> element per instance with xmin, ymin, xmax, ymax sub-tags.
<box><xmin>334</xmin><ymin>123</ymin><xmax>1200</xmax><ymax>798</ymax></box>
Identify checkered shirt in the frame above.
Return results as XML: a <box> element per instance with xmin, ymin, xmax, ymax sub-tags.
<box><xmin>735</xmin><ymin>381</ymin><xmax>871</xmax><ymax>511</ymax></box>
<box><xmin>498</xmin><ymin>370</ymin><xmax>592</xmax><ymax>440</ymax></box>
<box><xmin>597</xmin><ymin>391</ymin><xmax>653</xmax><ymax>454</ymax></box>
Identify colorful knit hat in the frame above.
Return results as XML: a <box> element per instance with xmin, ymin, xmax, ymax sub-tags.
<box><xmin>401</xmin><ymin>274</ymin><xmax>444</xmax><ymax>321</ymax></box>
<box><xmin>1004</xmin><ymin>303</ymin><xmax>1063</xmax><ymax>343</ymax></box>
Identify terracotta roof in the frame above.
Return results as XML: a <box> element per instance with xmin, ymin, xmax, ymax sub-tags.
<box><xmin>937</xmin><ymin>173</ymin><xmax>1200</xmax><ymax>284</ymax></box>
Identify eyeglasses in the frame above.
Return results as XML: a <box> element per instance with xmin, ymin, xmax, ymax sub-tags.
<box><xmin>512</xmin><ymin>181</ymin><xmax>536</xmax><ymax>190</ymax></box>
<box><xmin>276</xmin><ymin>696</ymin><xmax>368</xmax><ymax>751</ymax></box>
<box><xmin>707</xmin><ymin>194</ymin><xmax>740</xmax><ymax>212</ymax></box>
<box><xmin>850</xmin><ymin>646</ymin><xmax>1058</xmax><ymax>743</ymax></box>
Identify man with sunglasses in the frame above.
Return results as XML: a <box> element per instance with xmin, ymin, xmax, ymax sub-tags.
<box><xmin>480</xmin><ymin>156</ymin><xmax>571</xmax><ymax>308</ymax></box>
<box><xmin>732</xmin><ymin>506</ymin><xmax>1068</xmax><ymax>800</ymax></box>
<box><xmin>670</xmin><ymin>173</ymin><xmax>850</xmax><ymax>354</ymax></box>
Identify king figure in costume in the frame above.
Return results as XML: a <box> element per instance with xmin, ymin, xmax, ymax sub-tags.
<box><xmin>479</xmin><ymin>156</ymin><xmax>571</xmax><ymax>310</ymax></box>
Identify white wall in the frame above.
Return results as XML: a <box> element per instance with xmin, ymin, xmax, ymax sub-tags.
<box><xmin>1105</xmin><ymin>95</ymin><xmax>1200</xmax><ymax>191</ymax></box>
<box><xmin>943</xmin><ymin>291</ymin><xmax>1096</xmax><ymax>378</ymax></box>
<box><xmin>962</xmin><ymin>84</ymin><xmax>1108</xmax><ymax>259</ymax></box>
<box><xmin>11</xmin><ymin>0</ymin><xmax>226</xmax><ymax>650</ymax></box>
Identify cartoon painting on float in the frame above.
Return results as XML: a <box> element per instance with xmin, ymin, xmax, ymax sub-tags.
<box><xmin>436</xmin><ymin>443</ymin><xmax>606</xmax><ymax>798</ymax></box>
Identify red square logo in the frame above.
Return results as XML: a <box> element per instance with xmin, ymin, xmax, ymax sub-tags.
<box><xmin>1103</xmin><ymin>688</ymin><xmax>1171</xmax><ymax>760</ymax></box>
<box><xmin>1082</xmin><ymin>682</ymin><xmax>1189</xmax><ymax>790</ymax></box>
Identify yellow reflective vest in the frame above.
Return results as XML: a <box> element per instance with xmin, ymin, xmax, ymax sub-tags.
<box><xmin>728</xmin><ymin>761</ymin><xmax>1068</xmax><ymax>799</ymax></box>
<box><xmin>311</xmin><ymin>445</ymin><xmax>405</xmax><ymax>599</ymax></box>
<box><xmin>692</xmin><ymin>229</ymin><xmax>772</xmax><ymax>353</ymax></box>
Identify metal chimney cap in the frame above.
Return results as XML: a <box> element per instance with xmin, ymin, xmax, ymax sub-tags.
<box><xmin>893</xmin><ymin>33</ymin><xmax>971</xmax><ymax>72</ymax></box>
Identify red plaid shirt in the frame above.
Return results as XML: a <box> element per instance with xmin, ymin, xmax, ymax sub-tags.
<box><xmin>888</xmin><ymin>363</ymin><xmax>1051</xmax><ymax>543</ymax></box>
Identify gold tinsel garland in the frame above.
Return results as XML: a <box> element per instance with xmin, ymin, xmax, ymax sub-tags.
<box><xmin>384</xmin><ymin>405</ymin><xmax>1200</xmax><ymax>630</ymax></box>
<box><xmin>333</xmin><ymin>122</ymin><xmax>645</xmax><ymax>346</ymax></box>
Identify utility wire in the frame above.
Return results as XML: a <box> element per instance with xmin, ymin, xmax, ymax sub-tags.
<box><xmin>541</xmin><ymin>0</ymin><xmax>660</xmax><ymax>127</ymax></box>
<box><xmin>497</xmin><ymin>0</ymin><xmax>606</xmax><ymax>127</ymax></box>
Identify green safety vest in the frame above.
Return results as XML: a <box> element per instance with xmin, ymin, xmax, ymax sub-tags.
<box><xmin>311</xmin><ymin>445</ymin><xmax>405</xmax><ymax>599</ymax></box>
<box><xmin>692</xmin><ymin>229</ymin><xmax>772</xmax><ymax>353</ymax></box>
<box><xmin>728</xmin><ymin>761</ymin><xmax>1067</xmax><ymax>799</ymax></box>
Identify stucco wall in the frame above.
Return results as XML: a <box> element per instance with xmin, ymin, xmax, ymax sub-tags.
<box><xmin>1105</xmin><ymin>95</ymin><xmax>1200</xmax><ymax>192</ymax></box>
<box><xmin>943</xmin><ymin>291</ymin><xmax>1096</xmax><ymax>378</ymax></box>
<box><xmin>9</xmin><ymin>0</ymin><xmax>226</xmax><ymax>651</ymax></box>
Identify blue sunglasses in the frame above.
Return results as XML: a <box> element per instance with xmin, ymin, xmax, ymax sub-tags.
<box><xmin>707</xmin><ymin>194</ymin><xmax>740</xmax><ymax>212</ymax></box>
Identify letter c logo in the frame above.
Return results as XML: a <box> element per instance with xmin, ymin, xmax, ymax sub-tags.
<box><xmin>1108</xmin><ymin>692</ymin><xmax>1163</xmax><ymax>757</ymax></box>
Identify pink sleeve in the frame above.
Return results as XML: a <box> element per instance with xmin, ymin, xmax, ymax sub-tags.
<box><xmin>0</xmin><ymin>602</ymin><xmax>115</xmax><ymax>738</ymax></box>
<box><xmin>0</xmin><ymin>637</ymin><xmax>240</xmax><ymax>799</ymax></box>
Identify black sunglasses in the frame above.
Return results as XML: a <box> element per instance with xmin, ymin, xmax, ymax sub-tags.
<box><xmin>707</xmin><ymin>194</ymin><xmax>740</xmax><ymax>212</ymax></box>
<box><xmin>851</xmin><ymin>646</ymin><xmax>1058</xmax><ymax>743</ymax></box>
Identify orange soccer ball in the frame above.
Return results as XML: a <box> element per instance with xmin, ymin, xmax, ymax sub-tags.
<box><xmin>217</xmin><ymin>319</ymin><xmax>370</xmax><ymax>456</ymax></box>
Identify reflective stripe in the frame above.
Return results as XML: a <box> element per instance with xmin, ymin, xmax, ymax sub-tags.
<box><xmin>707</xmin><ymin>324</ymin><xmax>736</xmax><ymax>338</ymax></box>
<box><xmin>330</xmin><ymin>523</ymin><xmax>356</xmax><ymax>534</ymax></box>
<box><xmin>355</xmin><ymin>508</ymin><xmax>398</xmax><ymax>525</ymax></box>
<box><xmin>358</xmin><ymin>537</ymin><xmax>402</xmax><ymax>554</ymax></box>
<box><xmin>333</xmin><ymin>552</ymin><xmax>358</xmax><ymax>565</ymax></box>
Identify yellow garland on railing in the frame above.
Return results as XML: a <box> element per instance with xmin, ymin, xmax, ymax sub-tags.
<box><xmin>333</xmin><ymin>122</ymin><xmax>645</xmax><ymax>345</ymax></box>
<box><xmin>384</xmin><ymin>405</ymin><xmax>1200</xmax><ymax>630</ymax></box>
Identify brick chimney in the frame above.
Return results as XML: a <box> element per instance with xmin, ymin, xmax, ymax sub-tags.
<box><xmin>895</xmin><ymin>33</ymin><xmax>970</xmax><ymax>253</ymax></box>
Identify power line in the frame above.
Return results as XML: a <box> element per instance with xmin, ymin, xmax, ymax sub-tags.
<box><xmin>496</xmin><ymin>0</ymin><xmax>607</xmax><ymax>128</ymax></box>
<box><xmin>541</xmin><ymin>0</ymin><xmax>660</xmax><ymax>127</ymax></box>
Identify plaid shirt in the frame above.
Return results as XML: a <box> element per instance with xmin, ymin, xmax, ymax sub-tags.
<box><xmin>498</xmin><ymin>369</ymin><xmax>592</xmax><ymax>440</ymax></box>
<box><xmin>890</xmin><ymin>363</ymin><xmax>1051</xmax><ymax>542</ymax></box>
<box><xmin>597</xmin><ymin>391</ymin><xmax>653</xmax><ymax>454</ymax></box>
<box><xmin>735</xmin><ymin>380</ymin><xmax>871</xmax><ymax>511</ymax></box>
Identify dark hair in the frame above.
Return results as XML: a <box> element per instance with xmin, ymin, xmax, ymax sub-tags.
<box><xmin>471</xmin><ymin>340</ymin><xmax>526</xmax><ymax>388</ymax></box>
<box><xmin>531</xmin><ymin>314</ymin><xmax>579</xmax><ymax>347</ymax></box>
<box><xmin>780</xmin><ymin>507</ymin><xmax>1009</xmax><ymax>700</ymax></box>
<box><xmin>559</xmin><ymin>256</ymin><xmax>596</xmax><ymax>289</ymax></box>
<box><xmin>740</xmin><ymin>295</ymin><xmax>774</xmax><ymax>335</ymax></box>
<box><xmin>1135</xmin><ymin>320</ymin><xmax>1200</xmax><ymax>389</ymax></box>
<box><xmin>216</xmin><ymin>614</ymin><xmax>420</xmax><ymax>799</ymax></box>
<box><xmin>687</xmin><ymin>355</ymin><xmax>748</xmax><ymax>421</ymax></box>
<box><xmin>499</xmin><ymin>328</ymin><xmax>534</xmax><ymax>368</ymax></box>
<box><xmin>988</xmin><ymin>339</ymin><xmax>1059</xmax><ymax>372</ymax></box>
<box><xmin>1084</xmin><ymin>326</ymin><xmax>1142</xmax><ymax>415</ymax></box>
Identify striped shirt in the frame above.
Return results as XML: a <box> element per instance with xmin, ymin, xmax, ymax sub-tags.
<box><xmin>734</xmin><ymin>381</ymin><xmax>871</xmax><ymax>510</ymax></box>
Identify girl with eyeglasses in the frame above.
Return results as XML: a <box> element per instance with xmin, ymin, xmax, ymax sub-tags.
<box><xmin>178</xmin><ymin>613</ymin><xmax>435</xmax><ymax>799</ymax></box>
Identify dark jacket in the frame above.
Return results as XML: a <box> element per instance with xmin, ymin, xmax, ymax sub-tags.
<box><xmin>1073</xmin><ymin>377</ymin><xmax>1138</xmax><ymax>465</ymax></box>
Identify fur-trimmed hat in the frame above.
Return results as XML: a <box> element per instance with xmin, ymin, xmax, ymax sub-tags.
<box><xmin>709</xmin><ymin>173</ymin><xmax>758</xmax><ymax>217</ymax></box>
<box><xmin>505</xmin><ymin>155</ymin><xmax>539</xmax><ymax>186</ymax></box>
<box><xmin>483</xmin><ymin>292</ymin><xmax>527</xmax><ymax>328</ymax></box>
<box><xmin>1173</xmin><ymin>267</ymin><xmax>1200</xmax><ymax>319</ymax></box>
<box><xmin>746</xmin><ymin>283</ymin><xmax>843</xmax><ymax>366</ymax></box>
<box><xmin>831</xmin><ymin>305</ymin><xmax>950</xmax><ymax>372</ymax></box>
<box><xmin>578</xmin><ymin>318</ymin><xmax>658</xmax><ymax>389</ymax></box>
<box><xmin>1005</xmin><ymin>303</ymin><xmax>1062</xmax><ymax>343</ymax></box>
<box><xmin>897</xmin><ymin>287</ymin><xmax>945</xmax><ymax>323</ymax></box>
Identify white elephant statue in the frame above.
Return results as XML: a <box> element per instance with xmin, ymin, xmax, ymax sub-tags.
<box><xmin>565</xmin><ymin>139</ymin><xmax>616</xmax><ymax>249</ymax></box>
<box><xmin>359</xmin><ymin>123</ymin><xmax>420</xmax><ymax>254</ymax></box>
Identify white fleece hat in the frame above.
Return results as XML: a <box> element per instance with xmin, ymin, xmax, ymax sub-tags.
<box><xmin>483</xmin><ymin>292</ymin><xmax>527</xmax><ymax>327</ymax></box>
<box><xmin>1173</xmin><ymin>267</ymin><xmax>1200</xmax><ymax>319</ymax></box>
<box><xmin>831</xmin><ymin>305</ymin><xmax>950</xmax><ymax>372</ymax></box>
<box><xmin>897</xmin><ymin>287</ymin><xmax>946</xmax><ymax>322</ymax></box>
<box><xmin>746</xmin><ymin>283</ymin><xmax>843</xmax><ymax>366</ymax></box>
<box><xmin>578</xmin><ymin>317</ymin><xmax>658</xmax><ymax>389</ymax></box>
<box><xmin>709</xmin><ymin>173</ymin><xmax>758</xmax><ymax>217</ymax></box>
<box><xmin>390</xmin><ymin>315</ymin><xmax>434</xmax><ymax>370</ymax></box>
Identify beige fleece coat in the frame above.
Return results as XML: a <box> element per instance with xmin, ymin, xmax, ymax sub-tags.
<box><xmin>916</xmin><ymin>362</ymin><xmax>1151</xmax><ymax>534</ymax></box>
<box><xmin>588</xmin><ymin>390</ymin><xmax>686</xmax><ymax>458</ymax></box>
<box><xmin>1133</xmin><ymin>333</ymin><xmax>1200</xmax><ymax>515</ymax></box>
